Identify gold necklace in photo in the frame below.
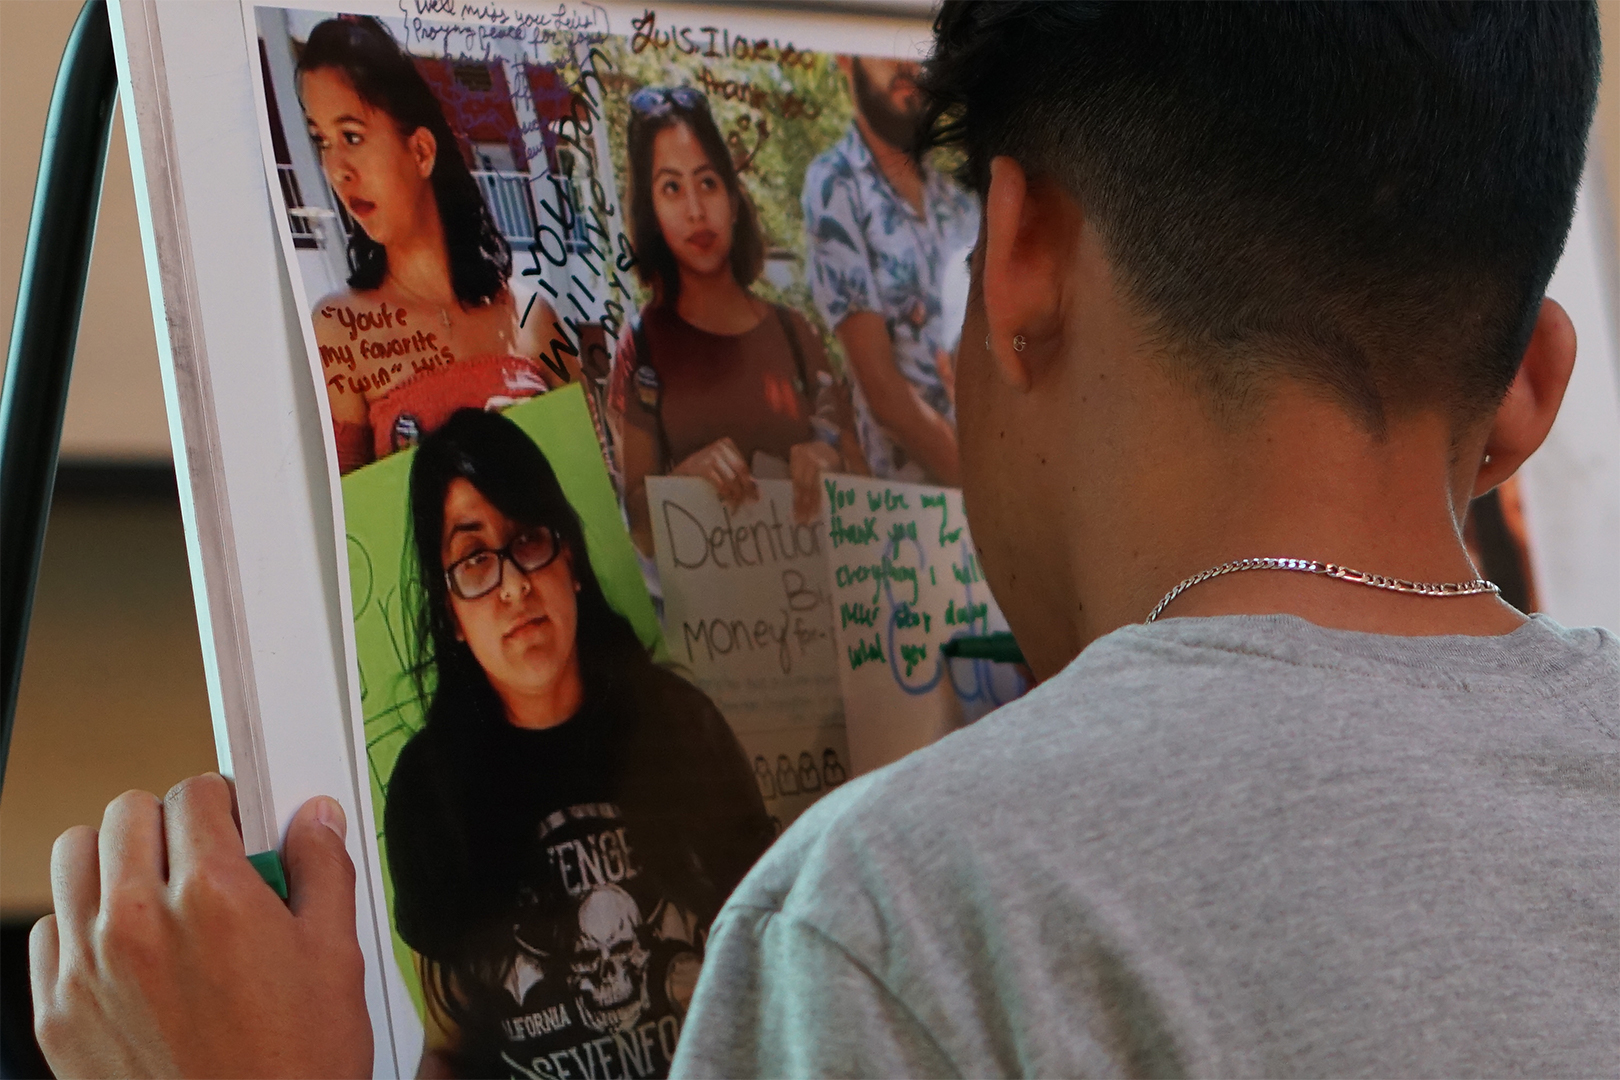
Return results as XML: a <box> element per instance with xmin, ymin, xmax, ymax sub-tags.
<box><xmin>385</xmin><ymin>274</ymin><xmax>454</xmax><ymax>328</ymax></box>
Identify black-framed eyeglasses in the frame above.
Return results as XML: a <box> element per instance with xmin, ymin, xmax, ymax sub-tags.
<box><xmin>443</xmin><ymin>526</ymin><xmax>561</xmax><ymax>601</ymax></box>
<box><xmin>628</xmin><ymin>85</ymin><xmax>706</xmax><ymax>119</ymax></box>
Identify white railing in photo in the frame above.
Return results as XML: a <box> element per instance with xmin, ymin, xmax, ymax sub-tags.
<box><xmin>277</xmin><ymin>164</ymin><xmax>319</xmax><ymax>247</ymax></box>
<box><xmin>472</xmin><ymin>170</ymin><xmax>539</xmax><ymax>247</ymax></box>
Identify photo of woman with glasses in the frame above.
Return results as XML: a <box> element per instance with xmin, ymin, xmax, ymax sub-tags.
<box><xmin>381</xmin><ymin>408</ymin><xmax>773</xmax><ymax>1078</ymax></box>
<box><xmin>297</xmin><ymin>16</ymin><xmax>563</xmax><ymax>474</ymax></box>
<box><xmin>607</xmin><ymin>86</ymin><xmax>867</xmax><ymax>556</ymax></box>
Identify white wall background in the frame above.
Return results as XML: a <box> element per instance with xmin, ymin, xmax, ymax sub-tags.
<box><xmin>2</xmin><ymin>0</ymin><xmax>169</xmax><ymax>460</ymax></box>
<box><xmin>1523</xmin><ymin>176</ymin><xmax>1620</xmax><ymax>633</ymax></box>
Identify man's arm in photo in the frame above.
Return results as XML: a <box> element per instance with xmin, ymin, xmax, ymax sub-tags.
<box><xmin>835</xmin><ymin>311</ymin><xmax>961</xmax><ymax>485</ymax></box>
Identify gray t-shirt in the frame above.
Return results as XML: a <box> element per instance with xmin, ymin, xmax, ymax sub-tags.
<box><xmin>672</xmin><ymin>615</ymin><xmax>1619</xmax><ymax>1078</ymax></box>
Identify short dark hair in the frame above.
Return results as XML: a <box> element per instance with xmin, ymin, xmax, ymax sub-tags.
<box><xmin>298</xmin><ymin>16</ymin><xmax>511</xmax><ymax>306</ymax></box>
<box><xmin>920</xmin><ymin>1</ymin><xmax>1600</xmax><ymax>430</ymax></box>
<box><xmin>626</xmin><ymin>87</ymin><xmax>765</xmax><ymax>306</ymax></box>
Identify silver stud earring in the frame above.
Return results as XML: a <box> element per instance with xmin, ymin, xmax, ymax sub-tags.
<box><xmin>1012</xmin><ymin>334</ymin><xmax>1027</xmax><ymax>352</ymax></box>
<box><xmin>1483</xmin><ymin>453</ymin><xmax>1492</xmax><ymax>465</ymax></box>
<box><xmin>984</xmin><ymin>335</ymin><xmax>991</xmax><ymax>352</ymax></box>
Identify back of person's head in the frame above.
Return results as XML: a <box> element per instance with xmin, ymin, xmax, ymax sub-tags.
<box><xmin>920</xmin><ymin>1</ymin><xmax>1601</xmax><ymax>432</ymax></box>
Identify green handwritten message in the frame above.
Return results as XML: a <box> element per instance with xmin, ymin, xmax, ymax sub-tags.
<box><xmin>819</xmin><ymin>476</ymin><xmax>1025</xmax><ymax>773</ymax></box>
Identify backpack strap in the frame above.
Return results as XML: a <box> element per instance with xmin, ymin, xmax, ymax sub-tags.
<box><xmin>772</xmin><ymin>304</ymin><xmax>810</xmax><ymax>401</ymax></box>
<box><xmin>630</xmin><ymin>317</ymin><xmax>674</xmax><ymax>473</ymax></box>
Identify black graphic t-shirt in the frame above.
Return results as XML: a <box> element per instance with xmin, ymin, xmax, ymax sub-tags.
<box><xmin>385</xmin><ymin>668</ymin><xmax>774</xmax><ymax>1079</ymax></box>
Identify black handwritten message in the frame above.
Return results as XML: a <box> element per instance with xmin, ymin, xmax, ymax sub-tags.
<box><xmin>402</xmin><ymin>1</ymin><xmax>611</xmax><ymax>53</ymax></box>
<box><xmin>649</xmin><ymin>477</ymin><xmax>847</xmax><ymax>827</ymax></box>
<box><xmin>386</xmin><ymin>9</ymin><xmax>638</xmax><ymax>429</ymax></box>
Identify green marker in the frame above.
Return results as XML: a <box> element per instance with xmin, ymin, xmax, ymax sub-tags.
<box><xmin>941</xmin><ymin>631</ymin><xmax>1024</xmax><ymax>665</ymax></box>
<box><xmin>248</xmin><ymin>850</ymin><xmax>288</xmax><ymax>900</ymax></box>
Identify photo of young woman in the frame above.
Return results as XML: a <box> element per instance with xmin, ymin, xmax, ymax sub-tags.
<box><xmin>297</xmin><ymin>16</ymin><xmax>562</xmax><ymax>474</ymax></box>
<box><xmin>382</xmin><ymin>409</ymin><xmax>773</xmax><ymax>1078</ymax></box>
<box><xmin>606</xmin><ymin>87</ymin><xmax>867</xmax><ymax>556</ymax></box>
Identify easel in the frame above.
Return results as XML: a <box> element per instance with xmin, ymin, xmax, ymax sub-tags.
<box><xmin>0</xmin><ymin>0</ymin><xmax>119</xmax><ymax>795</ymax></box>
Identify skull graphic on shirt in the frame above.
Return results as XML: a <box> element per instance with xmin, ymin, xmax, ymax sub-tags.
<box><xmin>567</xmin><ymin>884</ymin><xmax>652</xmax><ymax>1033</ymax></box>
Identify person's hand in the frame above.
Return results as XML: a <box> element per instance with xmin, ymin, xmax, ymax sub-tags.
<box><xmin>29</xmin><ymin>775</ymin><xmax>373</xmax><ymax>1079</ymax></box>
<box><xmin>790</xmin><ymin>440</ymin><xmax>842</xmax><ymax>524</ymax></box>
<box><xmin>674</xmin><ymin>437</ymin><xmax>759</xmax><ymax>509</ymax></box>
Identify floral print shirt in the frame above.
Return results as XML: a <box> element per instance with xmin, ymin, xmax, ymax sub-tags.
<box><xmin>802</xmin><ymin>126</ymin><xmax>980</xmax><ymax>479</ymax></box>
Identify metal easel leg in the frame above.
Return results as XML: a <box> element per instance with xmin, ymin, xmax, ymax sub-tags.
<box><xmin>0</xmin><ymin>0</ymin><xmax>119</xmax><ymax>794</ymax></box>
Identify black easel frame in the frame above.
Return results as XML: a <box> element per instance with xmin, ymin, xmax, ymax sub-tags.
<box><xmin>0</xmin><ymin>0</ymin><xmax>119</xmax><ymax>795</ymax></box>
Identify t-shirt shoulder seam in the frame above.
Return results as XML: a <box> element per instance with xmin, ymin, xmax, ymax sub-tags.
<box><xmin>781</xmin><ymin>911</ymin><xmax>961</xmax><ymax>1076</ymax></box>
<box><xmin>720</xmin><ymin>897</ymin><xmax>786</xmax><ymax>917</ymax></box>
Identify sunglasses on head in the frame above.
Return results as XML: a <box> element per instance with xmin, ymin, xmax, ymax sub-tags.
<box><xmin>628</xmin><ymin>85</ymin><xmax>707</xmax><ymax>118</ymax></box>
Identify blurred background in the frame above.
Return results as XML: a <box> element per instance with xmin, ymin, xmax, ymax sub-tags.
<box><xmin>1</xmin><ymin>1</ymin><xmax>1618</xmax><ymax>1076</ymax></box>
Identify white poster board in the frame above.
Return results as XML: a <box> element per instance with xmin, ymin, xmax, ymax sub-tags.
<box><xmin>819</xmin><ymin>476</ymin><xmax>1026</xmax><ymax>774</ymax></box>
<box><xmin>647</xmin><ymin>477</ymin><xmax>850</xmax><ymax>827</ymax></box>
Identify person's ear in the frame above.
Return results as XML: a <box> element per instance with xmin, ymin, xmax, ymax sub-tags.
<box><xmin>981</xmin><ymin>156</ymin><xmax>1074</xmax><ymax>392</ymax></box>
<box><xmin>836</xmin><ymin>55</ymin><xmax>854</xmax><ymax>82</ymax></box>
<box><xmin>408</xmin><ymin>126</ymin><xmax>437</xmax><ymax>180</ymax></box>
<box><xmin>1474</xmin><ymin>298</ymin><xmax>1577</xmax><ymax>496</ymax></box>
<box><xmin>564</xmin><ymin>547</ymin><xmax>581</xmax><ymax>592</ymax></box>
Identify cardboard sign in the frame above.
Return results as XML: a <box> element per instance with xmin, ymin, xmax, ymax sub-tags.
<box><xmin>647</xmin><ymin>476</ymin><xmax>851</xmax><ymax>827</ymax></box>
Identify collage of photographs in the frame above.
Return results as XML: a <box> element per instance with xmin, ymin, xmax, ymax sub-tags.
<box><xmin>253</xmin><ymin>5</ymin><xmax>1016</xmax><ymax>1076</ymax></box>
<box><xmin>251</xmin><ymin>5</ymin><xmax>1544</xmax><ymax>1076</ymax></box>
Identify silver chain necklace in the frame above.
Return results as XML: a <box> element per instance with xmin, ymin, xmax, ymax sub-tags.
<box><xmin>1145</xmin><ymin>557</ymin><xmax>1499</xmax><ymax>623</ymax></box>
